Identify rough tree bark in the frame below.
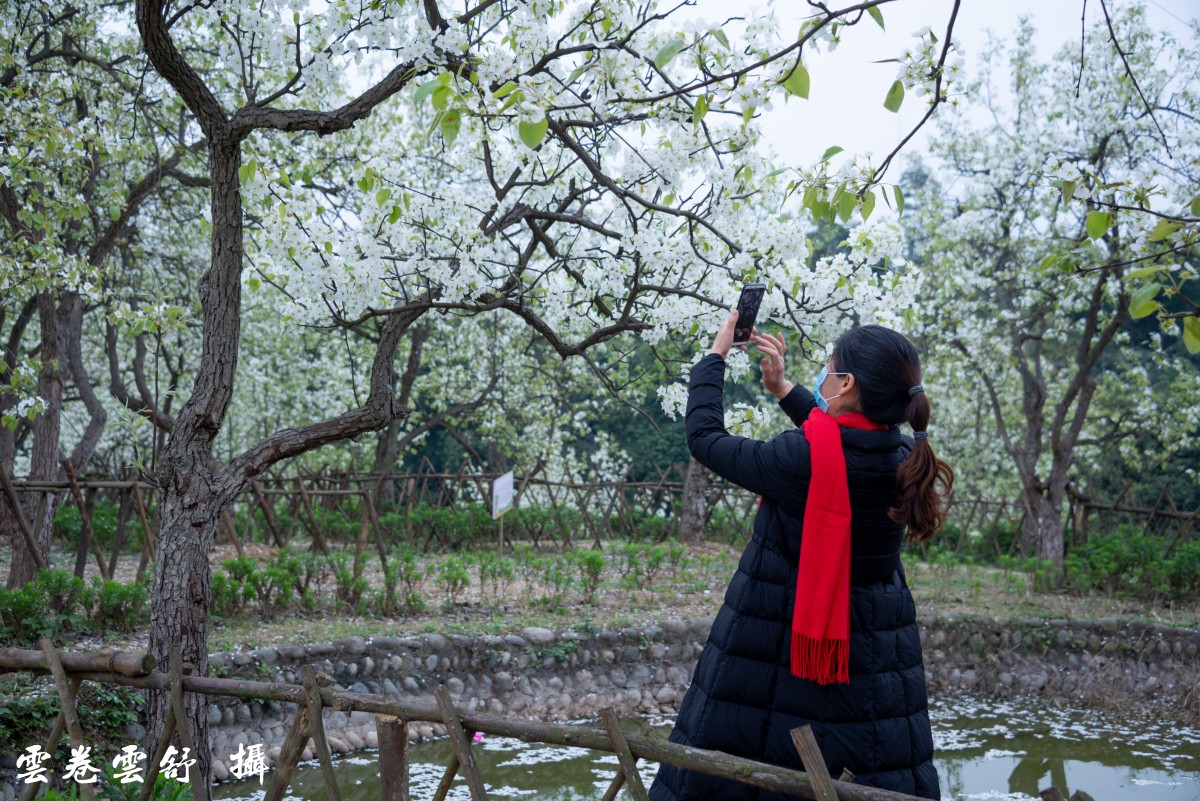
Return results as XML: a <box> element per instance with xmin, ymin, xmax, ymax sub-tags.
<box><xmin>679</xmin><ymin>455</ymin><xmax>710</xmax><ymax>544</ymax></box>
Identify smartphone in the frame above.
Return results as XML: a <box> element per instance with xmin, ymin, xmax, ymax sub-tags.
<box><xmin>732</xmin><ymin>283</ymin><xmax>766</xmax><ymax>346</ymax></box>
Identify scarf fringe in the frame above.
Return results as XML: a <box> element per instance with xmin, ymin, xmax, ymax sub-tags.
<box><xmin>790</xmin><ymin>632</ymin><xmax>849</xmax><ymax>685</ymax></box>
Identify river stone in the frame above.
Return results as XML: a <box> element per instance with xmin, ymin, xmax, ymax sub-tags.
<box><xmin>516</xmin><ymin>653</ymin><xmax>532</xmax><ymax>669</ymax></box>
<box><xmin>623</xmin><ymin>646</ymin><xmax>642</xmax><ymax>662</ymax></box>
<box><xmin>308</xmin><ymin>642</ymin><xmax>335</xmax><ymax>656</ymax></box>
<box><xmin>601</xmin><ymin>650</ymin><xmax>616</xmax><ymax>664</ymax></box>
<box><xmin>372</xmin><ymin>636</ymin><xmax>403</xmax><ymax>652</ymax></box>
<box><xmin>999</xmin><ymin>672</ymin><xmax>1014</xmax><ymax>686</ymax></box>
<box><xmin>327</xmin><ymin>737</ymin><xmax>350</xmax><ymax>754</ymax></box>
<box><xmin>655</xmin><ymin>686</ymin><xmax>676</xmax><ymax>705</ymax></box>
<box><xmin>363</xmin><ymin>656</ymin><xmax>375</xmax><ymax>676</ymax></box>
<box><xmin>632</xmin><ymin>665</ymin><xmax>651</xmax><ymax>684</ymax></box>
<box><xmin>250</xmin><ymin>703</ymin><xmax>264</xmax><ymax>726</ymax></box>
<box><xmin>482</xmin><ymin>635</ymin><xmax>505</xmax><ymax>647</ymax></box>
<box><xmin>649</xmin><ymin>643</ymin><xmax>667</xmax><ymax>660</ymax></box>
<box><xmin>494</xmin><ymin>671</ymin><xmax>515</xmax><ymax>692</ymax></box>
<box><xmin>208</xmin><ymin>705</ymin><xmax>223</xmax><ymax>726</ymax></box>
<box><xmin>278</xmin><ymin>645</ymin><xmax>306</xmax><ymax>660</ymax></box>
<box><xmin>383</xmin><ymin>679</ymin><xmax>400</xmax><ymax>695</ymax></box>
<box><xmin>335</xmin><ymin>637</ymin><xmax>368</xmax><ymax>655</ymax></box>
<box><xmin>623</xmin><ymin>688</ymin><xmax>641</xmax><ymax>708</ymax></box>
<box><xmin>403</xmin><ymin>676</ymin><xmax>421</xmax><ymax>693</ymax></box>
<box><xmin>447</xmin><ymin>677</ymin><xmax>465</xmax><ymax>695</ymax></box>
<box><xmin>347</xmin><ymin>661</ymin><xmax>359</xmax><ymax>676</ymax></box>
<box><xmin>212</xmin><ymin>760</ymin><xmax>229</xmax><ymax>782</ymax></box>
<box><xmin>301</xmin><ymin>746</ymin><xmax>313</xmax><ymax>761</ymax></box>
<box><xmin>542</xmin><ymin>656</ymin><xmax>556</xmax><ymax>669</ymax></box>
<box><xmin>235</xmin><ymin>704</ymin><xmax>252</xmax><ymax>725</ymax></box>
<box><xmin>349</xmin><ymin>682</ymin><xmax>369</xmax><ymax>694</ymax></box>
<box><xmin>547</xmin><ymin>676</ymin><xmax>564</xmax><ymax>692</ymax></box>
<box><xmin>345</xmin><ymin>731</ymin><xmax>365</xmax><ymax>749</ymax></box>
<box><xmin>439</xmin><ymin>656</ymin><xmax>451</xmax><ymax>671</ymax></box>
<box><xmin>253</xmin><ymin>647</ymin><xmax>278</xmax><ymax>664</ymax></box>
<box><xmin>366</xmin><ymin>730</ymin><xmax>379</xmax><ymax>748</ymax></box>
<box><xmin>509</xmin><ymin>696</ymin><xmax>528</xmax><ymax>713</ymax></box>
<box><xmin>687</xmin><ymin>616</ymin><xmax>714</xmax><ymax>635</ymax></box>
<box><xmin>489</xmin><ymin>698</ymin><xmax>504</xmax><ymax>714</ymax></box>
<box><xmin>425</xmin><ymin>654</ymin><xmax>439</xmax><ymax>671</ymax></box>
<box><xmin>611</xmin><ymin>669</ymin><xmax>627</xmax><ymax>687</ymax></box>
<box><xmin>209</xmin><ymin>654</ymin><xmax>226</xmax><ymax>670</ymax></box>
<box><xmin>667</xmin><ymin>665</ymin><xmax>690</xmax><ymax>685</ymax></box>
<box><xmin>233</xmin><ymin>653</ymin><xmax>253</xmax><ymax>667</ymax></box>
<box><xmin>522</xmin><ymin>627</ymin><xmax>555</xmax><ymax>645</ymax></box>
<box><xmin>422</xmin><ymin>633</ymin><xmax>447</xmax><ymax>650</ymax></box>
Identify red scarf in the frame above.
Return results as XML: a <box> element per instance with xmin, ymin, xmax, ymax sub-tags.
<box><xmin>791</xmin><ymin>408</ymin><xmax>887</xmax><ymax>685</ymax></box>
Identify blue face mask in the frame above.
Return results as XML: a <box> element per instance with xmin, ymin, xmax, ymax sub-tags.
<box><xmin>813</xmin><ymin>365</ymin><xmax>849</xmax><ymax>412</ymax></box>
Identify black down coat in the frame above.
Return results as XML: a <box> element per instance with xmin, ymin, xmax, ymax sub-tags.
<box><xmin>648</xmin><ymin>353</ymin><xmax>939</xmax><ymax>801</ymax></box>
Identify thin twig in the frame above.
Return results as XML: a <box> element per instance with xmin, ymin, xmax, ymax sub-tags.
<box><xmin>1097</xmin><ymin>0</ymin><xmax>1172</xmax><ymax>158</ymax></box>
<box><xmin>1075</xmin><ymin>0</ymin><xmax>1087</xmax><ymax>99</ymax></box>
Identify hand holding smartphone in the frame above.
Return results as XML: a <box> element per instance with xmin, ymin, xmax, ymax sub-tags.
<box><xmin>732</xmin><ymin>283</ymin><xmax>766</xmax><ymax>346</ymax></box>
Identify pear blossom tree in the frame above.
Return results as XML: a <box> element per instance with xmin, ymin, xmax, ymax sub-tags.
<box><xmin>131</xmin><ymin>0</ymin><xmax>963</xmax><ymax>781</ymax></box>
<box><xmin>0</xmin><ymin>2</ymin><xmax>204</xmax><ymax>585</ymax></box>
<box><xmin>913</xmin><ymin>8</ymin><xmax>1200</xmax><ymax>569</ymax></box>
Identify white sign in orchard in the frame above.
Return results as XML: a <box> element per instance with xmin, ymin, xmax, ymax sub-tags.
<box><xmin>492</xmin><ymin>470</ymin><xmax>514</xmax><ymax>519</ymax></box>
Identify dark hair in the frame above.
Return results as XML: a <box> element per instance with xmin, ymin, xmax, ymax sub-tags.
<box><xmin>830</xmin><ymin>324</ymin><xmax>954</xmax><ymax>542</ymax></box>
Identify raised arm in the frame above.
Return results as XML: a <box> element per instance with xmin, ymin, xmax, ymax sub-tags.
<box><xmin>684</xmin><ymin>353</ymin><xmax>810</xmax><ymax>500</ymax></box>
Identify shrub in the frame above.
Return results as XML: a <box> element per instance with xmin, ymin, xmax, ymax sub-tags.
<box><xmin>90</xmin><ymin>577</ymin><xmax>148</xmax><ymax>632</ymax></box>
<box><xmin>568</xmin><ymin>548</ymin><xmax>606</xmax><ymax>604</ymax></box>
<box><xmin>436</xmin><ymin>554</ymin><xmax>472</xmax><ymax>605</ymax></box>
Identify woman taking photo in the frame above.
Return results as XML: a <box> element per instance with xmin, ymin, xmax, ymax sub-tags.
<box><xmin>649</xmin><ymin>311</ymin><xmax>953</xmax><ymax>801</ymax></box>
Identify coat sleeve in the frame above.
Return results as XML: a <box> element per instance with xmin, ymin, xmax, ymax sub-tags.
<box><xmin>778</xmin><ymin>384</ymin><xmax>817</xmax><ymax>427</ymax></box>
<box><xmin>684</xmin><ymin>353</ymin><xmax>809</xmax><ymax>500</ymax></box>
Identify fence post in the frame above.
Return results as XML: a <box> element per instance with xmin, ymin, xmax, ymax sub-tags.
<box><xmin>376</xmin><ymin>715</ymin><xmax>410</xmax><ymax>801</ymax></box>
<box><xmin>790</xmin><ymin>725</ymin><xmax>838</xmax><ymax>801</ymax></box>
<box><xmin>435</xmin><ymin>685</ymin><xmax>489</xmax><ymax>801</ymax></box>
<box><xmin>38</xmin><ymin>638</ymin><xmax>95</xmax><ymax>801</ymax></box>
<box><xmin>601</xmin><ymin>709</ymin><xmax>649</xmax><ymax>801</ymax></box>
<box><xmin>301</xmin><ymin>666</ymin><xmax>343</xmax><ymax>801</ymax></box>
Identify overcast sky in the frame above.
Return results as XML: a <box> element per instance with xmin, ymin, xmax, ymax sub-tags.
<box><xmin>679</xmin><ymin>0</ymin><xmax>1196</xmax><ymax>168</ymax></box>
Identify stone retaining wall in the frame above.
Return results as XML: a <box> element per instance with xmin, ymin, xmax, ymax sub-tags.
<box><xmin>199</xmin><ymin>614</ymin><xmax>1199</xmax><ymax>780</ymax></box>
<box><xmin>203</xmin><ymin>618</ymin><xmax>712</xmax><ymax>781</ymax></box>
<box><xmin>1</xmin><ymin>613</ymin><xmax>1195</xmax><ymax>798</ymax></box>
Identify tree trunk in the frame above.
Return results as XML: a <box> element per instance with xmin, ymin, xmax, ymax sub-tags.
<box><xmin>679</xmin><ymin>456</ymin><xmax>709</xmax><ymax>544</ymax></box>
<box><xmin>8</xmin><ymin>292</ymin><xmax>66</xmax><ymax>587</ymax></box>
<box><xmin>1020</xmin><ymin>483</ymin><xmax>1066</xmax><ymax>570</ymax></box>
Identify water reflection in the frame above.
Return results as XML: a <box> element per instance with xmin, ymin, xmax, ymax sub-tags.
<box><xmin>214</xmin><ymin>696</ymin><xmax>1200</xmax><ymax>801</ymax></box>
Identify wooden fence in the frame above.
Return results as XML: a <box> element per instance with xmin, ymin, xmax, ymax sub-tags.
<box><xmin>0</xmin><ymin>643</ymin><xmax>947</xmax><ymax>801</ymax></box>
<box><xmin>5</xmin><ymin>459</ymin><xmax>1196</xmax><ymax>578</ymax></box>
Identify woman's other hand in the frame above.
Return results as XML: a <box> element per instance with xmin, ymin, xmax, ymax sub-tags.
<box><xmin>753</xmin><ymin>331</ymin><xmax>794</xmax><ymax>400</ymax></box>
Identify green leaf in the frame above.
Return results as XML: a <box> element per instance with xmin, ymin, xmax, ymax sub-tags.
<box><xmin>867</xmin><ymin>5</ymin><xmax>885</xmax><ymax>30</ymax></box>
<box><xmin>1190</xmin><ymin>195</ymin><xmax>1200</xmax><ymax>217</ymax></box>
<box><xmin>883</xmin><ymin>80</ymin><xmax>905</xmax><ymax>113</ymax></box>
<box><xmin>782</xmin><ymin>64</ymin><xmax>810</xmax><ymax>99</ymax></box>
<box><xmin>894</xmin><ymin>185</ymin><xmax>905</xmax><ymax>217</ymax></box>
<box><xmin>653</xmin><ymin>36</ymin><xmax>685</xmax><ymax>70</ymax></box>
<box><xmin>1038</xmin><ymin>254</ymin><xmax>1060</xmax><ymax>272</ymax></box>
<box><xmin>1060</xmin><ymin>180</ymin><xmax>1076</xmax><ymax>204</ymax></box>
<box><xmin>1148</xmin><ymin>219</ymin><xmax>1181</xmax><ymax>242</ymax></box>
<box><xmin>248</xmin><ymin>276</ymin><xmax>261</xmax><ymax>291</ymax></box>
<box><xmin>431</xmin><ymin>85</ymin><xmax>452</xmax><ymax>111</ymax></box>
<box><xmin>324</xmin><ymin>241</ymin><xmax>333</xmax><ymax>254</ymax></box>
<box><xmin>693</xmin><ymin>94</ymin><xmax>708</xmax><ymax>127</ymax></box>
<box><xmin>837</xmin><ymin>190</ymin><xmax>855</xmax><ymax>222</ymax></box>
<box><xmin>518</xmin><ymin>117</ymin><xmax>548</xmax><ymax>149</ymax></box>
<box><xmin>388</xmin><ymin>206</ymin><xmax>403</xmax><ymax>224</ymax></box>
<box><xmin>1127</xmin><ymin>265</ymin><xmax>1164</xmax><ymax>279</ymax></box>
<box><xmin>860</xmin><ymin>190</ymin><xmax>876</xmax><ymax>221</ymax></box>
<box><xmin>1183</xmin><ymin>316</ymin><xmax>1200</xmax><ymax>355</ymax></box>
<box><xmin>1085</xmin><ymin>210</ymin><xmax>1112</xmax><ymax>240</ymax></box>
<box><xmin>820</xmin><ymin>145</ymin><xmax>843</xmax><ymax>162</ymax></box>
<box><xmin>376</xmin><ymin>188</ymin><xmax>392</xmax><ymax>206</ymax></box>
<box><xmin>712</xmin><ymin>29</ymin><xmax>731</xmax><ymax>50</ymax></box>
<box><xmin>1129</xmin><ymin>283</ymin><xmax>1161</xmax><ymax>319</ymax></box>
<box><xmin>414</xmin><ymin>78</ymin><xmax>441</xmax><ymax>103</ymax></box>
<box><xmin>238</xmin><ymin>159</ymin><xmax>257</xmax><ymax>185</ymax></box>
<box><xmin>108</xmin><ymin>206</ymin><xmax>121</xmax><ymax>222</ymax></box>
<box><xmin>279</xmin><ymin>170</ymin><xmax>291</xmax><ymax>189</ymax></box>
<box><xmin>493</xmin><ymin>81</ymin><xmax>519</xmax><ymax>98</ymax></box>
<box><xmin>440</xmin><ymin>108</ymin><xmax>462</xmax><ymax>147</ymax></box>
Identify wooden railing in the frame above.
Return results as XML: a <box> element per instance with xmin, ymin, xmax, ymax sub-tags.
<box><xmin>1</xmin><ymin>644</ymin><xmax>943</xmax><ymax>801</ymax></box>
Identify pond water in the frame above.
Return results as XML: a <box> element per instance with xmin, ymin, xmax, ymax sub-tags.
<box><xmin>213</xmin><ymin>695</ymin><xmax>1200</xmax><ymax>801</ymax></box>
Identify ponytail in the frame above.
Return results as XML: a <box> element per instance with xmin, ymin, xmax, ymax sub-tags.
<box><xmin>890</xmin><ymin>387</ymin><xmax>954</xmax><ymax>542</ymax></box>
<box><xmin>829</xmin><ymin>324</ymin><xmax>954</xmax><ymax>542</ymax></box>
